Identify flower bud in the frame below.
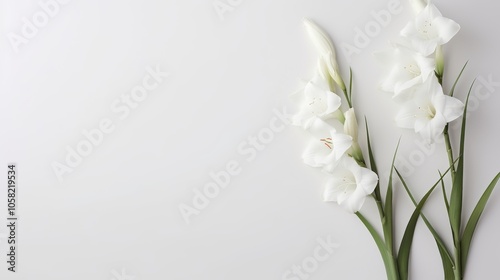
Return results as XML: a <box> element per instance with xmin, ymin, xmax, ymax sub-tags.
<box><xmin>344</xmin><ymin>108</ymin><xmax>358</xmax><ymax>141</ymax></box>
<box><xmin>303</xmin><ymin>19</ymin><xmax>346</xmax><ymax>92</ymax></box>
<box><xmin>435</xmin><ymin>45</ymin><xmax>444</xmax><ymax>78</ymax></box>
<box><xmin>326</xmin><ymin>52</ymin><xmax>347</xmax><ymax>93</ymax></box>
<box><xmin>317</xmin><ymin>57</ymin><xmax>330</xmax><ymax>82</ymax></box>
<box><xmin>344</xmin><ymin>108</ymin><xmax>364</xmax><ymax>163</ymax></box>
<box><xmin>303</xmin><ymin>18</ymin><xmax>336</xmax><ymax>59</ymax></box>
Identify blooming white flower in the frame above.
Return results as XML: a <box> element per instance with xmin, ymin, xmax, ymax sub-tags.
<box><xmin>303</xmin><ymin>18</ymin><xmax>346</xmax><ymax>91</ymax></box>
<box><xmin>302</xmin><ymin>118</ymin><xmax>352</xmax><ymax>172</ymax></box>
<box><xmin>324</xmin><ymin>156</ymin><xmax>378</xmax><ymax>213</ymax></box>
<box><xmin>395</xmin><ymin>76</ymin><xmax>464</xmax><ymax>143</ymax></box>
<box><xmin>376</xmin><ymin>45</ymin><xmax>435</xmax><ymax>100</ymax></box>
<box><xmin>401</xmin><ymin>2</ymin><xmax>460</xmax><ymax>56</ymax></box>
<box><xmin>292</xmin><ymin>75</ymin><xmax>342</xmax><ymax>129</ymax></box>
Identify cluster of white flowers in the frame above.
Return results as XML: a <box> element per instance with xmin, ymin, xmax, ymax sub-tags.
<box><xmin>378</xmin><ymin>0</ymin><xmax>464</xmax><ymax>143</ymax></box>
<box><xmin>293</xmin><ymin>19</ymin><xmax>378</xmax><ymax>213</ymax></box>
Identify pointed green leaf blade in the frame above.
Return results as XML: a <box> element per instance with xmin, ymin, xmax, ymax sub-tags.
<box><xmin>437</xmin><ymin>245</ymin><xmax>456</xmax><ymax>280</ymax></box>
<box><xmin>395</xmin><ymin>169</ymin><xmax>453</xmax><ymax>266</ymax></box>
<box><xmin>365</xmin><ymin>119</ymin><xmax>380</xmax><ymax>199</ymax></box>
<box><xmin>439</xmin><ymin>171</ymin><xmax>450</xmax><ymax>214</ymax></box>
<box><xmin>365</xmin><ymin>120</ymin><xmax>385</xmax><ymax>221</ymax></box>
<box><xmin>398</xmin><ymin>184</ymin><xmax>438</xmax><ymax>280</ymax></box>
<box><xmin>356</xmin><ymin>212</ymin><xmax>399</xmax><ymax>280</ymax></box>
<box><xmin>349</xmin><ymin>67</ymin><xmax>353</xmax><ymax>101</ymax></box>
<box><xmin>449</xmin><ymin>81</ymin><xmax>475</xmax><ymax>243</ymax></box>
<box><xmin>396</xmin><ymin>168</ymin><xmax>455</xmax><ymax>276</ymax></box>
<box><xmin>461</xmin><ymin>172</ymin><xmax>500</xmax><ymax>273</ymax></box>
<box><xmin>449</xmin><ymin>61</ymin><xmax>468</xmax><ymax>97</ymax></box>
<box><xmin>383</xmin><ymin>140</ymin><xmax>401</xmax><ymax>254</ymax></box>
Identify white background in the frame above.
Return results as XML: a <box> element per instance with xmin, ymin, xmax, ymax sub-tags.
<box><xmin>1</xmin><ymin>0</ymin><xmax>500</xmax><ymax>279</ymax></box>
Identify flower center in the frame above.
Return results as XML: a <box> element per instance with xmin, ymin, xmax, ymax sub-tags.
<box><xmin>320</xmin><ymin>137</ymin><xmax>333</xmax><ymax>149</ymax></box>
<box><xmin>340</xmin><ymin>173</ymin><xmax>357</xmax><ymax>195</ymax></box>
<box><xmin>418</xmin><ymin>104</ymin><xmax>437</xmax><ymax>119</ymax></box>
<box><xmin>428</xmin><ymin>105</ymin><xmax>436</xmax><ymax>118</ymax></box>
<box><xmin>308</xmin><ymin>97</ymin><xmax>327</xmax><ymax>115</ymax></box>
<box><xmin>403</xmin><ymin>63</ymin><xmax>421</xmax><ymax>77</ymax></box>
<box><xmin>417</xmin><ymin>19</ymin><xmax>436</xmax><ymax>39</ymax></box>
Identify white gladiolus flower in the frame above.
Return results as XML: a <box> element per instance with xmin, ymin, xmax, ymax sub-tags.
<box><xmin>376</xmin><ymin>46</ymin><xmax>435</xmax><ymax>100</ymax></box>
<box><xmin>292</xmin><ymin>75</ymin><xmax>342</xmax><ymax>129</ymax></box>
<box><xmin>401</xmin><ymin>3</ymin><xmax>460</xmax><ymax>56</ymax></box>
<box><xmin>395</xmin><ymin>76</ymin><xmax>464</xmax><ymax>143</ymax></box>
<box><xmin>303</xmin><ymin>18</ymin><xmax>346</xmax><ymax>92</ymax></box>
<box><xmin>302</xmin><ymin>118</ymin><xmax>353</xmax><ymax>172</ymax></box>
<box><xmin>324</xmin><ymin>156</ymin><xmax>378</xmax><ymax>213</ymax></box>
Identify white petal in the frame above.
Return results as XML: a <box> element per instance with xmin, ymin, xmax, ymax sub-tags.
<box><xmin>325</xmin><ymin>132</ymin><xmax>353</xmax><ymax>162</ymax></box>
<box><xmin>309</xmin><ymin>74</ymin><xmax>330</xmax><ymax>90</ymax></box>
<box><xmin>395</xmin><ymin>104</ymin><xmax>418</xmax><ymax>129</ymax></box>
<box><xmin>308</xmin><ymin>117</ymin><xmax>341</xmax><ymax>137</ymax></box>
<box><xmin>356</xmin><ymin>168</ymin><xmax>379</xmax><ymax>194</ymax></box>
<box><xmin>400</xmin><ymin>21</ymin><xmax>419</xmax><ymax>40</ymax></box>
<box><xmin>342</xmin><ymin>189</ymin><xmax>367</xmax><ymax>213</ymax></box>
<box><xmin>394</xmin><ymin>75</ymin><xmax>423</xmax><ymax>97</ymax></box>
<box><xmin>414</xmin><ymin>54</ymin><xmax>436</xmax><ymax>82</ymax></box>
<box><xmin>292</xmin><ymin>109</ymin><xmax>314</xmax><ymax>127</ymax></box>
<box><xmin>441</xmin><ymin>95</ymin><xmax>464</xmax><ymax>122</ymax></box>
<box><xmin>433</xmin><ymin>16</ymin><xmax>460</xmax><ymax>45</ymax></box>
<box><xmin>414</xmin><ymin>38</ymin><xmax>439</xmax><ymax>56</ymax></box>
<box><xmin>415</xmin><ymin>113</ymin><xmax>447</xmax><ymax>143</ymax></box>
<box><xmin>324</xmin><ymin>176</ymin><xmax>353</xmax><ymax>203</ymax></box>
<box><xmin>302</xmin><ymin>138</ymin><xmax>330</xmax><ymax>167</ymax></box>
<box><xmin>427</xmin><ymin>3</ymin><xmax>444</xmax><ymax>19</ymax></box>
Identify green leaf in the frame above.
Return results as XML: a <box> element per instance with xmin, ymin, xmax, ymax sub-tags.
<box><xmin>396</xmin><ymin>168</ymin><xmax>455</xmax><ymax>279</ymax></box>
<box><xmin>397</xmin><ymin>172</ymin><xmax>449</xmax><ymax>280</ymax></box>
<box><xmin>349</xmin><ymin>67</ymin><xmax>353</xmax><ymax>102</ymax></box>
<box><xmin>449</xmin><ymin>80</ymin><xmax>475</xmax><ymax>244</ymax></box>
<box><xmin>439</xmin><ymin>171</ymin><xmax>450</xmax><ymax>214</ymax></box>
<box><xmin>461</xmin><ymin>172</ymin><xmax>500</xmax><ymax>273</ymax></box>
<box><xmin>437</xmin><ymin>245</ymin><xmax>456</xmax><ymax>280</ymax></box>
<box><xmin>365</xmin><ymin>119</ymin><xmax>384</xmax><ymax>219</ymax></box>
<box><xmin>356</xmin><ymin>212</ymin><xmax>399</xmax><ymax>280</ymax></box>
<box><xmin>365</xmin><ymin>119</ymin><xmax>379</xmax><ymax>189</ymax></box>
<box><xmin>383</xmin><ymin>139</ymin><xmax>401</xmax><ymax>254</ymax></box>
<box><xmin>449</xmin><ymin>61</ymin><xmax>468</xmax><ymax>97</ymax></box>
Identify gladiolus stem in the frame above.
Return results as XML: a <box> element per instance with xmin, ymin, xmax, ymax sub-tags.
<box><xmin>443</xmin><ymin>125</ymin><xmax>456</xmax><ymax>181</ymax></box>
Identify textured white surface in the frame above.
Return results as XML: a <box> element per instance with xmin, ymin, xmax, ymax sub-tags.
<box><xmin>1</xmin><ymin>0</ymin><xmax>499</xmax><ymax>279</ymax></box>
